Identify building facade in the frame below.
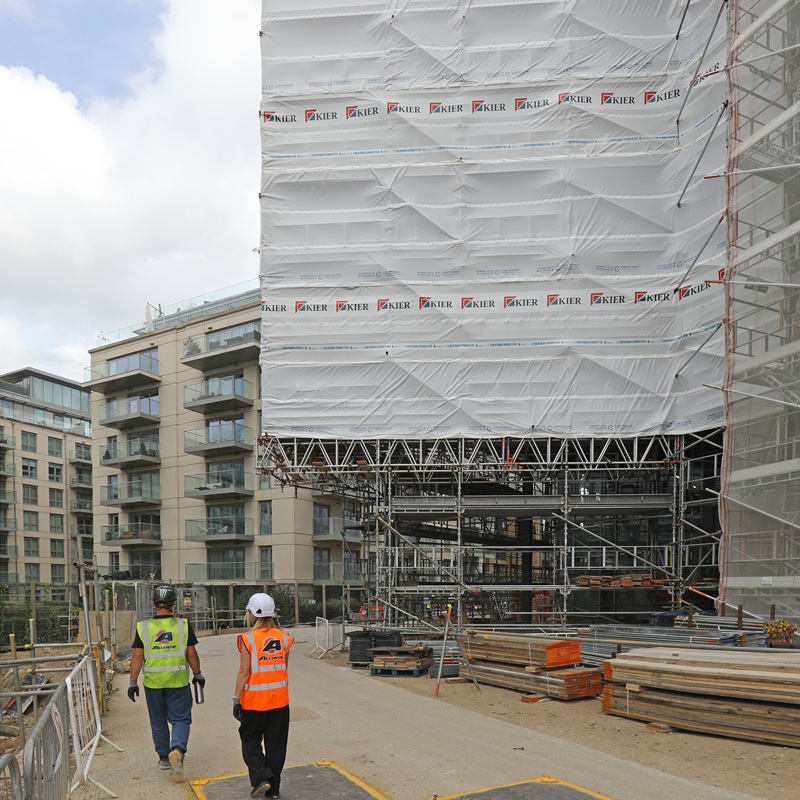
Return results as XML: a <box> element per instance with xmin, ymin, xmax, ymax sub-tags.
<box><xmin>0</xmin><ymin>369</ymin><xmax>93</xmax><ymax>589</ymax></box>
<box><xmin>85</xmin><ymin>283</ymin><xmax>363</xmax><ymax>605</ymax></box>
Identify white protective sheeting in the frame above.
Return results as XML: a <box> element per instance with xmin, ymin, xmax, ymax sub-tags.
<box><xmin>260</xmin><ymin>0</ymin><xmax>727</xmax><ymax>439</ymax></box>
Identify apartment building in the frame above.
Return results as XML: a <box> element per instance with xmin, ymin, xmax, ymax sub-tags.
<box><xmin>0</xmin><ymin>369</ymin><xmax>93</xmax><ymax>589</ymax></box>
<box><xmin>84</xmin><ymin>282</ymin><xmax>363</xmax><ymax>603</ymax></box>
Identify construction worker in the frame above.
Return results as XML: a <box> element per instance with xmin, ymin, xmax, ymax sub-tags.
<box><xmin>233</xmin><ymin>593</ymin><xmax>293</xmax><ymax>799</ymax></box>
<box><xmin>128</xmin><ymin>585</ymin><xmax>205</xmax><ymax>783</ymax></box>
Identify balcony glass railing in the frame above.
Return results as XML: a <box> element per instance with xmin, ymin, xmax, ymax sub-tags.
<box><xmin>184</xmin><ymin>471</ymin><xmax>253</xmax><ymax>493</ymax></box>
<box><xmin>69</xmin><ymin>525</ymin><xmax>93</xmax><ymax>537</ymax></box>
<box><xmin>84</xmin><ymin>353</ymin><xmax>159</xmax><ymax>383</ymax></box>
<box><xmin>185</xmin><ymin>561</ymin><xmax>267</xmax><ymax>581</ymax></box>
<box><xmin>70</xmin><ymin>475</ymin><xmax>93</xmax><ymax>488</ymax></box>
<box><xmin>69</xmin><ymin>448</ymin><xmax>92</xmax><ymax>463</ymax></box>
<box><xmin>100</xmin><ymin>440</ymin><xmax>160</xmax><ymax>461</ymax></box>
<box><xmin>100</xmin><ymin>483</ymin><xmax>161</xmax><ymax>503</ymax></box>
<box><xmin>70</xmin><ymin>499</ymin><xmax>92</xmax><ymax>512</ymax></box>
<box><xmin>313</xmin><ymin>563</ymin><xmax>363</xmax><ymax>582</ymax></box>
<box><xmin>0</xmin><ymin>434</ymin><xmax>16</xmax><ymax>448</ymax></box>
<box><xmin>184</xmin><ymin>424</ymin><xmax>252</xmax><ymax>449</ymax></box>
<box><xmin>0</xmin><ymin>490</ymin><xmax>17</xmax><ymax>503</ymax></box>
<box><xmin>0</xmin><ymin>462</ymin><xmax>16</xmax><ymax>476</ymax></box>
<box><xmin>183</xmin><ymin>325</ymin><xmax>260</xmax><ymax>358</ymax></box>
<box><xmin>99</xmin><ymin>396</ymin><xmax>160</xmax><ymax>424</ymax></box>
<box><xmin>102</xmin><ymin>524</ymin><xmax>162</xmax><ymax>542</ymax></box>
<box><xmin>0</xmin><ymin>518</ymin><xmax>18</xmax><ymax>530</ymax></box>
<box><xmin>0</xmin><ymin>544</ymin><xmax>18</xmax><ymax>557</ymax></box>
<box><xmin>185</xmin><ymin>517</ymin><xmax>254</xmax><ymax>538</ymax></box>
<box><xmin>184</xmin><ymin>376</ymin><xmax>253</xmax><ymax>404</ymax></box>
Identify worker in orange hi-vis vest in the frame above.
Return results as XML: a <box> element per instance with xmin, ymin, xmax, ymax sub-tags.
<box><xmin>233</xmin><ymin>593</ymin><xmax>294</xmax><ymax>799</ymax></box>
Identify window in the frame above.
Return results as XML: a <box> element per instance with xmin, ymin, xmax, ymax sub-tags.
<box><xmin>130</xmin><ymin>551</ymin><xmax>161</xmax><ymax>580</ymax></box>
<box><xmin>48</xmin><ymin>463</ymin><xmax>62</xmax><ymax>483</ymax></box>
<box><xmin>259</xmin><ymin>501</ymin><xmax>272</xmax><ymax>535</ymax></box>
<box><xmin>314</xmin><ymin>547</ymin><xmax>331</xmax><ymax>580</ymax></box>
<box><xmin>22</xmin><ymin>484</ymin><xmax>38</xmax><ymax>505</ymax></box>
<box><xmin>107</xmin><ymin>348</ymin><xmax>159</xmax><ymax>377</ymax></box>
<box><xmin>50</xmin><ymin>539</ymin><xmax>65</xmax><ymax>558</ymax></box>
<box><xmin>47</xmin><ymin>437</ymin><xmax>63</xmax><ymax>458</ymax></box>
<box><xmin>75</xmin><ymin>443</ymin><xmax>92</xmax><ymax>460</ymax></box>
<box><xmin>207</xmin><ymin>548</ymin><xmax>245</xmax><ymax>580</ymax></box>
<box><xmin>259</xmin><ymin>546</ymin><xmax>273</xmax><ymax>580</ymax></box>
<box><xmin>24</xmin><ymin>536</ymin><xmax>39</xmax><ymax>556</ymax></box>
<box><xmin>51</xmin><ymin>564</ymin><xmax>65</xmax><ymax>584</ymax></box>
<box><xmin>49</xmin><ymin>514</ymin><xmax>64</xmax><ymax>534</ymax></box>
<box><xmin>21</xmin><ymin>432</ymin><xmax>37</xmax><ymax>452</ymax></box>
<box><xmin>207</xmin><ymin>417</ymin><xmax>245</xmax><ymax>444</ymax></box>
<box><xmin>24</xmin><ymin>563</ymin><xmax>40</xmax><ymax>582</ymax></box>
<box><xmin>49</xmin><ymin>488</ymin><xmax>63</xmax><ymax>508</ymax></box>
<box><xmin>21</xmin><ymin>458</ymin><xmax>37</xmax><ymax>478</ymax></box>
<box><xmin>109</xmin><ymin>552</ymin><xmax>120</xmax><ymax>572</ymax></box>
<box><xmin>313</xmin><ymin>504</ymin><xmax>330</xmax><ymax>536</ymax></box>
<box><xmin>23</xmin><ymin>512</ymin><xmax>39</xmax><ymax>532</ymax></box>
<box><xmin>259</xmin><ymin>473</ymin><xmax>272</xmax><ymax>490</ymax></box>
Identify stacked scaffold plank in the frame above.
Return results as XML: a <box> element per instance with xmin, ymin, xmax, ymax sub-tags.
<box><xmin>458</xmin><ymin>631</ymin><xmax>602</xmax><ymax>699</ymax></box>
<box><xmin>576</xmin><ymin>573</ymin><xmax>664</xmax><ymax>588</ymax></box>
<box><xmin>603</xmin><ymin>647</ymin><xmax>800</xmax><ymax>747</ymax></box>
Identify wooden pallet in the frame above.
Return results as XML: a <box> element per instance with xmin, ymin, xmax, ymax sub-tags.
<box><xmin>371</xmin><ymin>666</ymin><xmax>429</xmax><ymax>678</ymax></box>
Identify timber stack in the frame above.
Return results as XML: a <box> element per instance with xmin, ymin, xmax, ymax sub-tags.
<box><xmin>603</xmin><ymin>647</ymin><xmax>800</xmax><ymax>747</ymax></box>
<box><xmin>458</xmin><ymin>631</ymin><xmax>602</xmax><ymax>699</ymax></box>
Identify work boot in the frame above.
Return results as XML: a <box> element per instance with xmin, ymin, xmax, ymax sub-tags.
<box><xmin>250</xmin><ymin>781</ymin><xmax>269</xmax><ymax>797</ymax></box>
<box><xmin>168</xmin><ymin>749</ymin><xmax>184</xmax><ymax>783</ymax></box>
<box><xmin>158</xmin><ymin>756</ymin><xmax>170</xmax><ymax>770</ymax></box>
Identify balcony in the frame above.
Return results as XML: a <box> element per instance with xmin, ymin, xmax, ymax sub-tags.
<box><xmin>84</xmin><ymin>357</ymin><xmax>160</xmax><ymax>393</ymax></box>
<box><xmin>70</xmin><ymin>498</ymin><xmax>93</xmax><ymax>515</ymax></box>
<box><xmin>0</xmin><ymin>434</ymin><xmax>16</xmax><ymax>450</ymax></box>
<box><xmin>184</xmin><ymin>470</ymin><xmax>254</xmax><ymax>499</ymax></box>
<box><xmin>312</xmin><ymin>517</ymin><xmax>365</xmax><ymax>544</ymax></box>
<box><xmin>69</xmin><ymin>524</ymin><xmax>93</xmax><ymax>538</ymax></box>
<box><xmin>69</xmin><ymin>448</ymin><xmax>92</xmax><ymax>466</ymax></box>
<box><xmin>313</xmin><ymin>562</ymin><xmax>366</xmax><ymax>586</ymax></box>
<box><xmin>183</xmin><ymin>376</ymin><xmax>254</xmax><ymax>414</ymax></box>
<box><xmin>185</xmin><ymin>561</ymin><xmax>268</xmax><ymax>582</ymax></box>
<box><xmin>181</xmin><ymin>328</ymin><xmax>260</xmax><ymax>371</ymax></box>
<box><xmin>184</xmin><ymin>425</ymin><xmax>253</xmax><ymax>457</ymax></box>
<box><xmin>70</xmin><ymin>474</ymin><xmax>93</xmax><ymax>490</ymax></box>
<box><xmin>0</xmin><ymin>544</ymin><xmax>18</xmax><ymax>559</ymax></box>
<box><xmin>100</xmin><ymin>482</ymin><xmax>161</xmax><ymax>508</ymax></box>
<box><xmin>0</xmin><ymin>490</ymin><xmax>16</xmax><ymax>505</ymax></box>
<box><xmin>0</xmin><ymin>518</ymin><xmax>18</xmax><ymax>532</ymax></box>
<box><xmin>185</xmin><ymin>517</ymin><xmax>254</xmax><ymax>543</ymax></box>
<box><xmin>100</xmin><ymin>440</ymin><xmax>161</xmax><ymax>469</ymax></box>
<box><xmin>99</xmin><ymin>397</ymin><xmax>160</xmax><ymax>430</ymax></box>
<box><xmin>0</xmin><ymin>572</ymin><xmax>19</xmax><ymax>585</ymax></box>
<box><xmin>0</xmin><ymin>462</ymin><xmax>15</xmax><ymax>478</ymax></box>
<box><xmin>101</xmin><ymin>524</ymin><xmax>162</xmax><ymax>547</ymax></box>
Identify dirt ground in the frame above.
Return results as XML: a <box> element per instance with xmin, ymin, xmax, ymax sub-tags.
<box><xmin>314</xmin><ymin>648</ymin><xmax>795</xmax><ymax>800</ymax></box>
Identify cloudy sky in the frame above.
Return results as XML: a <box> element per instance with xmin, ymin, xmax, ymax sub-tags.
<box><xmin>0</xmin><ymin>0</ymin><xmax>261</xmax><ymax>382</ymax></box>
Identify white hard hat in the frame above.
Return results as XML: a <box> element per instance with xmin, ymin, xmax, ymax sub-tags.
<box><xmin>246</xmin><ymin>593</ymin><xmax>275</xmax><ymax>618</ymax></box>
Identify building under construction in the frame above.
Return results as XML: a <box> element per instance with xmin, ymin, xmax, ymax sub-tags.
<box><xmin>256</xmin><ymin>1</ymin><xmax>799</xmax><ymax>628</ymax></box>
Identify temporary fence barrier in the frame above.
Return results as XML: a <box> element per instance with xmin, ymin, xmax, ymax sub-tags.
<box><xmin>65</xmin><ymin>655</ymin><xmax>122</xmax><ymax>797</ymax></box>
<box><xmin>21</xmin><ymin>683</ymin><xmax>69</xmax><ymax>800</ymax></box>
<box><xmin>0</xmin><ymin>754</ymin><xmax>23</xmax><ymax>800</ymax></box>
<box><xmin>311</xmin><ymin>616</ymin><xmax>345</xmax><ymax>659</ymax></box>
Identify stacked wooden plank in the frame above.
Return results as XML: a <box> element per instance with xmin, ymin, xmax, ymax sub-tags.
<box><xmin>369</xmin><ymin>646</ymin><xmax>433</xmax><ymax>676</ymax></box>
<box><xmin>457</xmin><ymin>632</ymin><xmax>601</xmax><ymax>699</ymax></box>
<box><xmin>576</xmin><ymin>573</ymin><xmax>664</xmax><ymax>588</ymax></box>
<box><xmin>603</xmin><ymin>647</ymin><xmax>800</xmax><ymax>747</ymax></box>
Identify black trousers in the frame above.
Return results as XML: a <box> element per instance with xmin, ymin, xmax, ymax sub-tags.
<box><xmin>238</xmin><ymin>705</ymin><xmax>290</xmax><ymax>790</ymax></box>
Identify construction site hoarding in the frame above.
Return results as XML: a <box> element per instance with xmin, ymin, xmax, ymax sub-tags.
<box><xmin>720</xmin><ymin>0</ymin><xmax>800</xmax><ymax>621</ymax></box>
<box><xmin>259</xmin><ymin>1</ymin><xmax>727</xmax><ymax>439</ymax></box>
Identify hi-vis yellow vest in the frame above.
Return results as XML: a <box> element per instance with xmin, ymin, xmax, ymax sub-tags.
<box><xmin>238</xmin><ymin>627</ymin><xmax>293</xmax><ymax>711</ymax></box>
<box><xmin>138</xmin><ymin>617</ymin><xmax>190</xmax><ymax>689</ymax></box>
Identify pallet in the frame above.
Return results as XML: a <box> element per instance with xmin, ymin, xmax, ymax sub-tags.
<box><xmin>371</xmin><ymin>666</ymin><xmax>429</xmax><ymax>678</ymax></box>
<box><xmin>346</xmin><ymin>661</ymin><xmax>371</xmax><ymax>668</ymax></box>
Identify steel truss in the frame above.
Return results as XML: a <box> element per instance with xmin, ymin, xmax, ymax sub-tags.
<box><xmin>257</xmin><ymin>431</ymin><xmax>722</xmax><ymax>628</ymax></box>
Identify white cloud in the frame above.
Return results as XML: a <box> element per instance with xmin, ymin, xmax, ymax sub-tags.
<box><xmin>0</xmin><ymin>0</ymin><xmax>261</xmax><ymax>382</ymax></box>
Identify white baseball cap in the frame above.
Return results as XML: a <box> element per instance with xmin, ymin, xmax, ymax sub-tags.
<box><xmin>246</xmin><ymin>592</ymin><xmax>276</xmax><ymax>618</ymax></box>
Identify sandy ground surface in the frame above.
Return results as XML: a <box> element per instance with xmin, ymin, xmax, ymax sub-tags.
<box><xmin>317</xmin><ymin>646</ymin><xmax>796</xmax><ymax>800</ymax></box>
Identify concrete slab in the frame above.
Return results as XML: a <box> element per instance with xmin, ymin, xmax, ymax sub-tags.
<box><xmin>190</xmin><ymin>761</ymin><xmax>388</xmax><ymax>800</ymax></box>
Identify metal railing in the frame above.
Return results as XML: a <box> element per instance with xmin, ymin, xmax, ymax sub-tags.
<box><xmin>22</xmin><ymin>683</ymin><xmax>70</xmax><ymax>800</ymax></box>
<box><xmin>0</xmin><ymin>754</ymin><xmax>23</xmax><ymax>800</ymax></box>
<box><xmin>310</xmin><ymin>616</ymin><xmax>345</xmax><ymax>659</ymax></box>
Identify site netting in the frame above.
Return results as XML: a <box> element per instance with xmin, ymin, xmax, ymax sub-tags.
<box><xmin>258</xmin><ymin>0</ymin><xmax>728</xmax><ymax>439</ymax></box>
<box><xmin>720</xmin><ymin>0</ymin><xmax>800</xmax><ymax>620</ymax></box>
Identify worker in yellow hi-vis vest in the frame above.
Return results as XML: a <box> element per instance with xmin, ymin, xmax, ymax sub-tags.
<box><xmin>128</xmin><ymin>585</ymin><xmax>204</xmax><ymax>784</ymax></box>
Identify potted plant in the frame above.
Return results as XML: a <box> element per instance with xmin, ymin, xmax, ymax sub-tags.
<box><xmin>183</xmin><ymin>337</ymin><xmax>201</xmax><ymax>356</ymax></box>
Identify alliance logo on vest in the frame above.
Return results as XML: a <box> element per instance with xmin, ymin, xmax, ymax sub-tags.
<box><xmin>295</xmin><ymin>301</ymin><xmax>328</xmax><ymax>312</ymax></box>
<box><xmin>259</xmin><ymin>638</ymin><xmax>283</xmax><ymax>660</ymax></box>
<box><xmin>154</xmin><ymin>630</ymin><xmax>174</xmax><ymax>646</ymax></box>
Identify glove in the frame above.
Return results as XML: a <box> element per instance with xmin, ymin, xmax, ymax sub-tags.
<box><xmin>128</xmin><ymin>681</ymin><xmax>139</xmax><ymax>702</ymax></box>
<box><xmin>233</xmin><ymin>702</ymin><xmax>244</xmax><ymax>722</ymax></box>
<box><xmin>192</xmin><ymin>672</ymin><xmax>206</xmax><ymax>688</ymax></box>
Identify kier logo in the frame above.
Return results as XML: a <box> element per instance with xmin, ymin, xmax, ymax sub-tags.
<box><xmin>558</xmin><ymin>93</ymin><xmax>592</xmax><ymax>104</ymax></box>
<box><xmin>678</xmin><ymin>282</ymin><xmax>712</xmax><ymax>300</ymax></box>
<box><xmin>644</xmin><ymin>89</ymin><xmax>680</xmax><ymax>104</ymax></box>
<box><xmin>346</xmin><ymin>105</ymin><xmax>378</xmax><ymax>118</ymax></box>
<box><xmin>515</xmin><ymin>97</ymin><xmax>549</xmax><ymax>111</ymax></box>
<box><xmin>387</xmin><ymin>102</ymin><xmax>421</xmax><ymax>114</ymax></box>
<box><xmin>472</xmin><ymin>100</ymin><xmax>506</xmax><ymax>112</ymax></box>
<box><xmin>305</xmin><ymin>109</ymin><xmax>337</xmax><ymax>122</ymax></box>
<box><xmin>262</xmin><ymin>111</ymin><xmax>297</xmax><ymax>123</ymax></box>
<box><xmin>461</xmin><ymin>297</ymin><xmax>495</xmax><ymax>309</ymax></box>
<box><xmin>601</xmin><ymin>92</ymin><xmax>635</xmax><ymax>105</ymax></box>
<box><xmin>261</xmin><ymin>301</ymin><xmax>287</xmax><ymax>312</ymax></box>
<box><xmin>430</xmin><ymin>102</ymin><xmax>463</xmax><ymax>114</ymax></box>
<box><xmin>336</xmin><ymin>301</ymin><xmax>369</xmax><ymax>312</ymax></box>
<box><xmin>547</xmin><ymin>294</ymin><xmax>582</xmax><ymax>306</ymax></box>
<box><xmin>419</xmin><ymin>297</ymin><xmax>453</xmax><ymax>309</ymax></box>
<box><xmin>295</xmin><ymin>301</ymin><xmax>328</xmax><ymax>312</ymax></box>
<box><xmin>504</xmin><ymin>296</ymin><xmax>538</xmax><ymax>307</ymax></box>
<box><xmin>591</xmin><ymin>292</ymin><xmax>626</xmax><ymax>304</ymax></box>
<box><xmin>377</xmin><ymin>299</ymin><xmax>411</xmax><ymax>311</ymax></box>
<box><xmin>634</xmin><ymin>291</ymin><xmax>670</xmax><ymax>303</ymax></box>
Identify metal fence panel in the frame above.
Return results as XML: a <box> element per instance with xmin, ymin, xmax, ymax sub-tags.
<box><xmin>65</xmin><ymin>655</ymin><xmax>123</xmax><ymax>798</ymax></box>
<box><xmin>0</xmin><ymin>754</ymin><xmax>23</xmax><ymax>800</ymax></box>
<box><xmin>21</xmin><ymin>684</ymin><xmax>69</xmax><ymax>800</ymax></box>
<box><xmin>311</xmin><ymin>616</ymin><xmax>345</xmax><ymax>659</ymax></box>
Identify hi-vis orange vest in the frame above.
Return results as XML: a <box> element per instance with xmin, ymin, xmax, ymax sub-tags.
<box><xmin>238</xmin><ymin>626</ymin><xmax>294</xmax><ymax>711</ymax></box>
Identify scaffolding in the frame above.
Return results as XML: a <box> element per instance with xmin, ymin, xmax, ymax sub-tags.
<box><xmin>721</xmin><ymin>0</ymin><xmax>800</xmax><ymax>621</ymax></box>
<box><xmin>258</xmin><ymin>431</ymin><xmax>722</xmax><ymax>628</ymax></box>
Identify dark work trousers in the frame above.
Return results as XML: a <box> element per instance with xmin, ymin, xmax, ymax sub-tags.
<box><xmin>238</xmin><ymin>705</ymin><xmax>290</xmax><ymax>791</ymax></box>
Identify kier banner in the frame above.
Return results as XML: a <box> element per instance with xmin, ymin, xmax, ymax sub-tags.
<box><xmin>259</xmin><ymin>0</ymin><xmax>727</xmax><ymax>439</ymax></box>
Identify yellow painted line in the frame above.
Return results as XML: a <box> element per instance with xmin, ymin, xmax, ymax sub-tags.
<box><xmin>431</xmin><ymin>775</ymin><xmax>614</xmax><ymax>800</ymax></box>
<box><xmin>188</xmin><ymin>760</ymin><xmax>390</xmax><ymax>800</ymax></box>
